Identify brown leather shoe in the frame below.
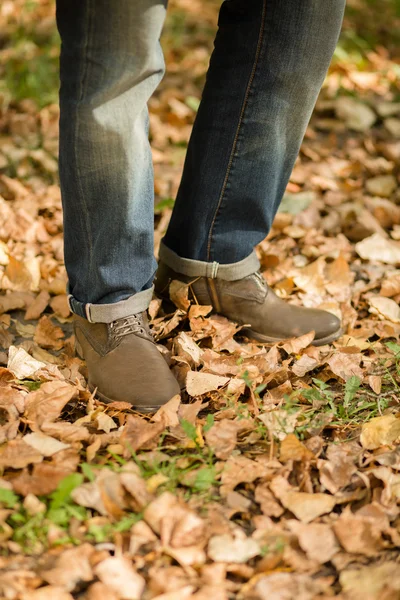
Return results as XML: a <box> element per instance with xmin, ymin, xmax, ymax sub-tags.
<box><xmin>74</xmin><ymin>312</ymin><xmax>180</xmax><ymax>412</ymax></box>
<box><xmin>155</xmin><ymin>262</ymin><xmax>342</xmax><ymax>346</ymax></box>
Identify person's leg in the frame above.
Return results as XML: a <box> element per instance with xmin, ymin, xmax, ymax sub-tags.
<box><xmin>57</xmin><ymin>0</ymin><xmax>166</xmax><ymax>322</ymax></box>
<box><xmin>56</xmin><ymin>0</ymin><xmax>180</xmax><ymax>409</ymax></box>
<box><xmin>157</xmin><ymin>0</ymin><xmax>345</xmax><ymax>345</ymax></box>
<box><xmin>163</xmin><ymin>0</ymin><xmax>345</xmax><ymax>265</ymax></box>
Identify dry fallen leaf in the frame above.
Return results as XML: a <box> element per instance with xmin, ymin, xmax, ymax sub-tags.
<box><xmin>34</xmin><ymin>315</ymin><xmax>64</xmax><ymax>350</ymax></box>
<box><xmin>186</xmin><ymin>371</ymin><xmax>229</xmax><ymax>396</ymax></box>
<box><xmin>39</xmin><ymin>544</ymin><xmax>94</xmax><ymax>592</ymax></box>
<box><xmin>204</xmin><ymin>419</ymin><xmax>241</xmax><ymax>460</ymax></box>
<box><xmin>169</xmin><ymin>279</ymin><xmax>190</xmax><ymax>311</ymax></box>
<box><xmin>0</xmin><ymin>439</ymin><xmax>43</xmax><ymax>469</ymax></box>
<box><xmin>95</xmin><ymin>411</ymin><xmax>118</xmax><ymax>433</ymax></box>
<box><xmin>281</xmin><ymin>330</ymin><xmax>315</xmax><ymax>354</ymax></box>
<box><xmin>23</xmin><ymin>432</ymin><xmax>70</xmax><ymax>457</ymax></box>
<box><xmin>94</xmin><ymin>557</ymin><xmax>145</xmax><ymax>600</ymax></box>
<box><xmin>355</xmin><ymin>233</ymin><xmax>400</xmax><ymax>264</ymax></box>
<box><xmin>86</xmin><ymin>582</ymin><xmax>119</xmax><ymax>600</ymax></box>
<box><xmin>21</xmin><ymin>588</ymin><xmax>74</xmax><ymax>600</ymax></box>
<box><xmin>144</xmin><ymin>492</ymin><xmax>206</xmax><ymax>547</ymax></box>
<box><xmin>326</xmin><ymin>351</ymin><xmax>364</xmax><ymax>381</ymax></box>
<box><xmin>121</xmin><ymin>415</ymin><xmax>166</xmax><ymax>452</ymax></box>
<box><xmin>208</xmin><ymin>532</ymin><xmax>260</xmax><ymax>563</ymax></box>
<box><xmin>280</xmin><ymin>434</ymin><xmax>315</xmax><ymax>462</ymax></box>
<box><xmin>287</xmin><ymin>520</ymin><xmax>339</xmax><ymax>563</ymax></box>
<box><xmin>333</xmin><ymin>512</ymin><xmax>384</xmax><ymax>556</ymax></box>
<box><xmin>24</xmin><ymin>381</ymin><xmax>77</xmax><ymax>426</ymax></box>
<box><xmin>152</xmin><ymin>394</ymin><xmax>181</xmax><ymax>427</ymax></box>
<box><xmin>369</xmin><ymin>295</ymin><xmax>400</xmax><ymax>323</ymax></box>
<box><xmin>335</xmin><ymin>96</ymin><xmax>376</xmax><ymax>131</ymax></box>
<box><xmin>360</xmin><ymin>414</ymin><xmax>400</xmax><ymax>449</ymax></box>
<box><xmin>270</xmin><ymin>477</ymin><xmax>336</xmax><ymax>523</ymax></box>
<box><xmin>25</xmin><ymin>290</ymin><xmax>50</xmax><ymax>321</ymax></box>
<box><xmin>339</xmin><ymin>561</ymin><xmax>400</xmax><ymax>600</ymax></box>
<box><xmin>71</xmin><ymin>469</ymin><xmax>128</xmax><ymax>518</ymax></box>
<box><xmin>7</xmin><ymin>345</ymin><xmax>46</xmax><ymax>379</ymax></box>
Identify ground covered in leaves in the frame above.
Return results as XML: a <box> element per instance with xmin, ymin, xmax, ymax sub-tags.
<box><xmin>0</xmin><ymin>1</ymin><xmax>400</xmax><ymax>598</ymax></box>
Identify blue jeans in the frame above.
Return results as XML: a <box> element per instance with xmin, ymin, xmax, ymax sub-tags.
<box><xmin>56</xmin><ymin>0</ymin><xmax>345</xmax><ymax>323</ymax></box>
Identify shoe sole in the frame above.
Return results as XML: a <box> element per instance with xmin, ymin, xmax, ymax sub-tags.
<box><xmin>89</xmin><ymin>385</ymin><xmax>163</xmax><ymax>414</ymax></box>
<box><xmin>241</xmin><ymin>327</ymin><xmax>343</xmax><ymax>347</ymax></box>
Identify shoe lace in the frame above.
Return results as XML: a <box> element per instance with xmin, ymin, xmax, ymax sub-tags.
<box><xmin>109</xmin><ymin>313</ymin><xmax>150</xmax><ymax>341</ymax></box>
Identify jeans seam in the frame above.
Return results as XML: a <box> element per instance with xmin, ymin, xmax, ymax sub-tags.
<box><xmin>206</xmin><ymin>0</ymin><xmax>268</xmax><ymax>262</ymax></box>
<box><xmin>73</xmin><ymin>0</ymin><xmax>95</xmax><ymax>305</ymax></box>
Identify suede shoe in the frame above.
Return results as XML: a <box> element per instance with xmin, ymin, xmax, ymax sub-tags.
<box><xmin>155</xmin><ymin>262</ymin><xmax>342</xmax><ymax>346</ymax></box>
<box><xmin>74</xmin><ymin>312</ymin><xmax>180</xmax><ymax>412</ymax></box>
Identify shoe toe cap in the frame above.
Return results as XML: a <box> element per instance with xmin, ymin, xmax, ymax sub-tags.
<box><xmin>315</xmin><ymin>311</ymin><xmax>342</xmax><ymax>342</ymax></box>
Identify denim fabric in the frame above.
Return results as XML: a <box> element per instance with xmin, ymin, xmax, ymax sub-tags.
<box><xmin>56</xmin><ymin>0</ymin><xmax>167</xmax><ymax>319</ymax></box>
<box><xmin>56</xmin><ymin>0</ymin><xmax>345</xmax><ymax>322</ymax></box>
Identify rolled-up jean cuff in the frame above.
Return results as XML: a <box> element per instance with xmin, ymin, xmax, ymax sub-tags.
<box><xmin>159</xmin><ymin>241</ymin><xmax>260</xmax><ymax>281</ymax></box>
<box><xmin>68</xmin><ymin>286</ymin><xmax>154</xmax><ymax>324</ymax></box>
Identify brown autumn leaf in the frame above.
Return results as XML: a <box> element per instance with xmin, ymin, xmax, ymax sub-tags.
<box><xmin>40</xmin><ymin>421</ymin><xmax>91</xmax><ymax>443</ymax></box>
<box><xmin>360</xmin><ymin>414</ymin><xmax>400</xmax><ymax>449</ymax></box>
<box><xmin>12</xmin><ymin>451</ymin><xmax>80</xmax><ymax>496</ymax></box>
<box><xmin>86</xmin><ymin>582</ymin><xmax>119</xmax><ymax>600</ymax></box>
<box><xmin>282</xmin><ymin>491</ymin><xmax>336</xmax><ymax>523</ymax></box>
<box><xmin>49</xmin><ymin>294</ymin><xmax>71</xmax><ymax>318</ymax></box>
<box><xmin>152</xmin><ymin>394</ymin><xmax>181</xmax><ymax>427</ymax></box>
<box><xmin>318</xmin><ymin>442</ymin><xmax>359</xmax><ymax>494</ymax></box>
<box><xmin>0</xmin><ymin>292</ymin><xmax>26</xmax><ymax>314</ymax></box>
<box><xmin>34</xmin><ymin>315</ymin><xmax>65</xmax><ymax>350</ymax></box>
<box><xmin>25</xmin><ymin>290</ymin><xmax>50</xmax><ymax>321</ymax></box>
<box><xmin>22</xmin><ymin>432</ymin><xmax>70</xmax><ymax>457</ymax></box>
<box><xmin>21</xmin><ymin>588</ymin><xmax>74</xmax><ymax>600</ymax></box>
<box><xmin>369</xmin><ymin>295</ymin><xmax>400</xmax><ymax>323</ymax></box>
<box><xmin>95</xmin><ymin>411</ymin><xmax>117</xmax><ymax>433</ymax></box>
<box><xmin>129</xmin><ymin>520</ymin><xmax>158</xmax><ymax>555</ymax></box>
<box><xmin>120</xmin><ymin>470</ymin><xmax>153</xmax><ymax>511</ymax></box>
<box><xmin>7</xmin><ymin>345</ymin><xmax>46</xmax><ymax>379</ymax></box>
<box><xmin>380</xmin><ymin>271</ymin><xmax>400</xmax><ymax>297</ymax></box>
<box><xmin>270</xmin><ymin>476</ymin><xmax>336</xmax><ymax>523</ymax></box>
<box><xmin>121</xmin><ymin>414</ymin><xmax>166</xmax><ymax>452</ymax></box>
<box><xmin>251</xmin><ymin>572</ymin><xmax>329</xmax><ymax>600</ymax></box>
<box><xmin>144</xmin><ymin>492</ymin><xmax>206</xmax><ymax>547</ymax></box>
<box><xmin>326</xmin><ymin>350</ymin><xmax>364</xmax><ymax>381</ymax></box>
<box><xmin>208</xmin><ymin>531</ymin><xmax>260</xmax><ymax>563</ymax></box>
<box><xmin>24</xmin><ymin>381</ymin><xmax>77</xmax><ymax>426</ymax></box>
<box><xmin>333</xmin><ymin>511</ymin><xmax>385</xmax><ymax>556</ymax></box>
<box><xmin>339</xmin><ymin>562</ymin><xmax>400</xmax><ymax>600</ymax></box>
<box><xmin>291</xmin><ymin>354</ymin><xmax>319</xmax><ymax>377</ymax></box>
<box><xmin>186</xmin><ymin>371</ymin><xmax>230</xmax><ymax>396</ymax></box>
<box><xmin>204</xmin><ymin>419</ymin><xmax>241</xmax><ymax>460</ymax></box>
<box><xmin>174</xmin><ymin>331</ymin><xmax>203</xmax><ymax>367</ymax></box>
<box><xmin>71</xmin><ymin>469</ymin><xmax>128</xmax><ymax>519</ymax></box>
<box><xmin>0</xmin><ymin>438</ymin><xmax>43</xmax><ymax>470</ymax></box>
<box><xmin>39</xmin><ymin>544</ymin><xmax>94</xmax><ymax>592</ymax></box>
<box><xmin>3</xmin><ymin>255</ymin><xmax>32</xmax><ymax>291</ymax></box>
<box><xmin>254</xmin><ymin>483</ymin><xmax>284</xmax><ymax>518</ymax></box>
<box><xmin>94</xmin><ymin>557</ymin><xmax>145</xmax><ymax>600</ymax></box>
<box><xmin>279</xmin><ymin>434</ymin><xmax>315</xmax><ymax>462</ymax></box>
<box><xmin>169</xmin><ymin>279</ymin><xmax>190</xmax><ymax>311</ymax></box>
<box><xmin>355</xmin><ymin>232</ymin><xmax>400</xmax><ymax>264</ymax></box>
<box><xmin>281</xmin><ymin>330</ymin><xmax>315</xmax><ymax>354</ymax></box>
<box><xmin>287</xmin><ymin>521</ymin><xmax>339</xmax><ymax>563</ymax></box>
<box><xmin>220</xmin><ymin>455</ymin><xmax>272</xmax><ymax>495</ymax></box>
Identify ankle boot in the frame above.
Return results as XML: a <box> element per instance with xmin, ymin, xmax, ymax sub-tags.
<box><xmin>74</xmin><ymin>311</ymin><xmax>180</xmax><ymax>412</ymax></box>
<box><xmin>155</xmin><ymin>262</ymin><xmax>341</xmax><ymax>346</ymax></box>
